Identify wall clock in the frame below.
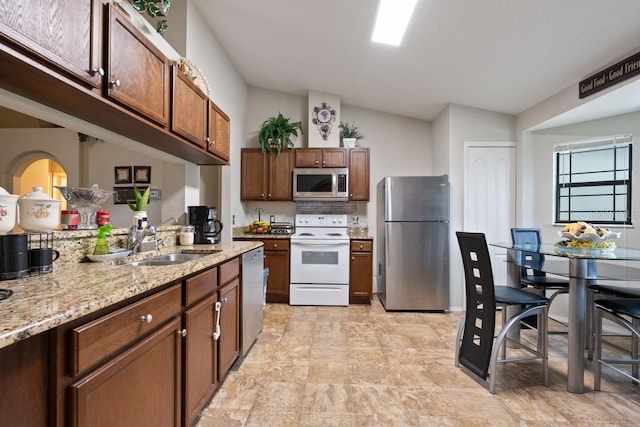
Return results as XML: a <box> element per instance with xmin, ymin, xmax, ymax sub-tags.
<box><xmin>312</xmin><ymin>102</ymin><xmax>336</xmax><ymax>141</ymax></box>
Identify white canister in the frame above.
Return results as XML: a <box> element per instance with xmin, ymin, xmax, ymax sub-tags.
<box><xmin>0</xmin><ymin>187</ymin><xmax>18</xmax><ymax>234</ymax></box>
<box><xmin>17</xmin><ymin>186</ymin><xmax>61</xmax><ymax>232</ymax></box>
<box><xmin>180</xmin><ymin>225</ymin><xmax>195</xmax><ymax>245</ymax></box>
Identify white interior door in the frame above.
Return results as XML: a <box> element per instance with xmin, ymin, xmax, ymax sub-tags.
<box><xmin>464</xmin><ymin>143</ymin><xmax>516</xmax><ymax>286</ymax></box>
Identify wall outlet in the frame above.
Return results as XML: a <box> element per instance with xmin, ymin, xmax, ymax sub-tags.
<box><xmin>270</xmin><ymin>215</ymin><xmax>276</xmax><ymax>224</ymax></box>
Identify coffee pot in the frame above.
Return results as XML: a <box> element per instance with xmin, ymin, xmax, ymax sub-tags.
<box><xmin>188</xmin><ymin>206</ymin><xmax>223</xmax><ymax>244</ymax></box>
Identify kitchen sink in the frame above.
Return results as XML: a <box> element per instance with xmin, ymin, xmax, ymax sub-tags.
<box><xmin>122</xmin><ymin>251</ymin><xmax>220</xmax><ymax>267</ymax></box>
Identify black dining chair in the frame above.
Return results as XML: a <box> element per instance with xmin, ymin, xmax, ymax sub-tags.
<box><xmin>593</xmin><ymin>298</ymin><xmax>640</xmax><ymax>390</ymax></box>
<box><xmin>511</xmin><ymin>228</ymin><xmax>570</xmax><ymax>332</ymax></box>
<box><xmin>455</xmin><ymin>232</ymin><xmax>549</xmax><ymax>393</ymax></box>
<box><xmin>588</xmin><ymin>284</ymin><xmax>640</xmax><ymax>360</ymax></box>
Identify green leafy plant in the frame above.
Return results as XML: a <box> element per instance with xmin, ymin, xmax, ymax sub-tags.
<box><xmin>130</xmin><ymin>0</ymin><xmax>171</xmax><ymax>34</ymax></box>
<box><xmin>258</xmin><ymin>112</ymin><xmax>304</xmax><ymax>154</ymax></box>
<box><xmin>128</xmin><ymin>185</ymin><xmax>151</xmax><ymax>211</ymax></box>
<box><xmin>339</xmin><ymin>120</ymin><xmax>364</xmax><ymax>140</ymax></box>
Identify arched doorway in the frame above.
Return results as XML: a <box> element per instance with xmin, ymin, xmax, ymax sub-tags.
<box><xmin>12</xmin><ymin>153</ymin><xmax>68</xmax><ymax>209</ymax></box>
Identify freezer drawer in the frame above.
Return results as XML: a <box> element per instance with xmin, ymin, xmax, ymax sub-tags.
<box><xmin>381</xmin><ymin>221</ymin><xmax>449</xmax><ymax>311</ymax></box>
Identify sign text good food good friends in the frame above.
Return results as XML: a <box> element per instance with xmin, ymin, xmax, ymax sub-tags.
<box><xmin>579</xmin><ymin>51</ymin><xmax>640</xmax><ymax>99</ymax></box>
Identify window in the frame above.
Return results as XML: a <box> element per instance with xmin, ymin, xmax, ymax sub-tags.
<box><xmin>555</xmin><ymin>135</ymin><xmax>633</xmax><ymax>225</ymax></box>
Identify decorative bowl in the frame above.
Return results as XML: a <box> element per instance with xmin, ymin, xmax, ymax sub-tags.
<box><xmin>556</xmin><ymin>221</ymin><xmax>620</xmax><ymax>251</ymax></box>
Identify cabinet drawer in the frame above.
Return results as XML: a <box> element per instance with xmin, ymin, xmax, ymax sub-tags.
<box><xmin>184</xmin><ymin>267</ymin><xmax>218</xmax><ymax>307</ymax></box>
<box><xmin>350</xmin><ymin>240</ymin><xmax>372</xmax><ymax>252</ymax></box>
<box><xmin>219</xmin><ymin>257</ymin><xmax>239</xmax><ymax>286</ymax></box>
<box><xmin>263</xmin><ymin>239</ymin><xmax>289</xmax><ymax>252</ymax></box>
<box><xmin>70</xmin><ymin>284</ymin><xmax>181</xmax><ymax>376</ymax></box>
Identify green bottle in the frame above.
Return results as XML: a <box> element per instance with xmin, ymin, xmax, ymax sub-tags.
<box><xmin>93</xmin><ymin>224</ymin><xmax>113</xmax><ymax>255</ymax></box>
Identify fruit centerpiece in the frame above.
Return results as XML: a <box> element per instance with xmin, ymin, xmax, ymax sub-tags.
<box><xmin>248</xmin><ymin>220</ymin><xmax>270</xmax><ymax>234</ymax></box>
<box><xmin>555</xmin><ymin>221</ymin><xmax>620</xmax><ymax>252</ymax></box>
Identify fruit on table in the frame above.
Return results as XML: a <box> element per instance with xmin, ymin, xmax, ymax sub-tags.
<box><xmin>562</xmin><ymin>221</ymin><xmax>610</xmax><ymax>237</ymax></box>
<box><xmin>249</xmin><ymin>220</ymin><xmax>270</xmax><ymax>233</ymax></box>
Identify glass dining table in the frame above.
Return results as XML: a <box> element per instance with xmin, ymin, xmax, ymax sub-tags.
<box><xmin>490</xmin><ymin>242</ymin><xmax>640</xmax><ymax>393</ymax></box>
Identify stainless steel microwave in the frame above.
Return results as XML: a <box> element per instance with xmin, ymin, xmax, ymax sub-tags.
<box><xmin>293</xmin><ymin>168</ymin><xmax>349</xmax><ymax>201</ymax></box>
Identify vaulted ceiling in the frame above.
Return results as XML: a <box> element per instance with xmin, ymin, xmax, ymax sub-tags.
<box><xmin>194</xmin><ymin>0</ymin><xmax>640</xmax><ymax>126</ymax></box>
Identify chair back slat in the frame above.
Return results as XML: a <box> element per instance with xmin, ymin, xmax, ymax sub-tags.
<box><xmin>456</xmin><ymin>232</ymin><xmax>496</xmax><ymax>379</ymax></box>
<box><xmin>511</xmin><ymin>228</ymin><xmax>546</xmax><ymax>277</ymax></box>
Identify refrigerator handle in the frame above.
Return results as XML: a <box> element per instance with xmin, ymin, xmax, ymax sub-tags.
<box><xmin>378</xmin><ymin>261</ymin><xmax>383</xmax><ymax>279</ymax></box>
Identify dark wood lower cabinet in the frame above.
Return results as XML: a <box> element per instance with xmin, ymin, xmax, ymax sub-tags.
<box><xmin>350</xmin><ymin>240</ymin><xmax>373</xmax><ymax>304</ymax></box>
<box><xmin>0</xmin><ymin>331</ymin><xmax>50</xmax><ymax>427</ymax></box>
<box><xmin>183</xmin><ymin>294</ymin><xmax>219</xmax><ymax>426</ymax></box>
<box><xmin>218</xmin><ymin>278</ymin><xmax>240</xmax><ymax>379</ymax></box>
<box><xmin>68</xmin><ymin>318</ymin><xmax>182</xmax><ymax>427</ymax></box>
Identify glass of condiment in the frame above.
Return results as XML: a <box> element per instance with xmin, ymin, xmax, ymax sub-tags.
<box><xmin>180</xmin><ymin>225</ymin><xmax>195</xmax><ymax>245</ymax></box>
<box><xmin>96</xmin><ymin>210</ymin><xmax>110</xmax><ymax>226</ymax></box>
<box><xmin>60</xmin><ymin>209</ymin><xmax>79</xmax><ymax>230</ymax></box>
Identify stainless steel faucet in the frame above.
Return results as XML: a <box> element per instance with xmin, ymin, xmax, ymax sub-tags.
<box><xmin>129</xmin><ymin>224</ymin><xmax>156</xmax><ymax>256</ymax></box>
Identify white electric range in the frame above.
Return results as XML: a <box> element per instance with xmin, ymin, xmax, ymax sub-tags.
<box><xmin>289</xmin><ymin>214</ymin><xmax>350</xmax><ymax>306</ymax></box>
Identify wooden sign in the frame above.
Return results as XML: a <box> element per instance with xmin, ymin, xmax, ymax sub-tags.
<box><xmin>579</xmin><ymin>51</ymin><xmax>640</xmax><ymax>98</ymax></box>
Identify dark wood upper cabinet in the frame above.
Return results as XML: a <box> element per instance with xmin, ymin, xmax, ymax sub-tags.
<box><xmin>348</xmin><ymin>148</ymin><xmax>370</xmax><ymax>201</ymax></box>
<box><xmin>207</xmin><ymin>101</ymin><xmax>230</xmax><ymax>162</ymax></box>
<box><xmin>105</xmin><ymin>5</ymin><xmax>169</xmax><ymax>127</ymax></box>
<box><xmin>0</xmin><ymin>0</ymin><xmax>103</xmax><ymax>89</ymax></box>
<box><xmin>295</xmin><ymin>148</ymin><xmax>347</xmax><ymax>168</ymax></box>
<box><xmin>171</xmin><ymin>65</ymin><xmax>207</xmax><ymax>148</ymax></box>
<box><xmin>241</xmin><ymin>148</ymin><xmax>293</xmax><ymax>201</ymax></box>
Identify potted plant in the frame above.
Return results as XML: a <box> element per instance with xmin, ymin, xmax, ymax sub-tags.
<box><xmin>258</xmin><ymin>112</ymin><xmax>304</xmax><ymax>154</ymax></box>
<box><xmin>339</xmin><ymin>120</ymin><xmax>364</xmax><ymax>148</ymax></box>
<box><xmin>128</xmin><ymin>185</ymin><xmax>151</xmax><ymax>229</ymax></box>
<box><xmin>129</xmin><ymin>0</ymin><xmax>171</xmax><ymax>34</ymax></box>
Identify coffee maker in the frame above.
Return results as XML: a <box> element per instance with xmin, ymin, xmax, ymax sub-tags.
<box><xmin>188</xmin><ymin>206</ymin><xmax>223</xmax><ymax>244</ymax></box>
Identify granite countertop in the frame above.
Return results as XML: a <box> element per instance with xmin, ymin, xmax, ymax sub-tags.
<box><xmin>0</xmin><ymin>240</ymin><xmax>261</xmax><ymax>350</ymax></box>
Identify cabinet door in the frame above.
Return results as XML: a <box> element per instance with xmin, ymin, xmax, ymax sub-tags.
<box><xmin>322</xmin><ymin>148</ymin><xmax>347</xmax><ymax>167</ymax></box>
<box><xmin>207</xmin><ymin>101</ymin><xmax>230</xmax><ymax>162</ymax></box>
<box><xmin>350</xmin><ymin>240</ymin><xmax>373</xmax><ymax>304</ymax></box>
<box><xmin>106</xmin><ymin>5</ymin><xmax>169</xmax><ymax>127</ymax></box>
<box><xmin>171</xmin><ymin>66</ymin><xmax>207</xmax><ymax>148</ymax></box>
<box><xmin>218</xmin><ymin>278</ymin><xmax>239</xmax><ymax>379</ymax></box>
<box><xmin>264</xmin><ymin>241</ymin><xmax>290</xmax><ymax>303</ymax></box>
<box><xmin>0</xmin><ymin>332</ymin><xmax>49</xmax><ymax>426</ymax></box>
<box><xmin>348</xmin><ymin>148</ymin><xmax>370</xmax><ymax>201</ymax></box>
<box><xmin>0</xmin><ymin>0</ymin><xmax>102</xmax><ymax>89</ymax></box>
<box><xmin>69</xmin><ymin>318</ymin><xmax>181</xmax><ymax>427</ymax></box>
<box><xmin>241</xmin><ymin>149</ymin><xmax>267</xmax><ymax>200</ymax></box>
<box><xmin>267</xmin><ymin>150</ymin><xmax>293</xmax><ymax>200</ymax></box>
<box><xmin>294</xmin><ymin>148</ymin><xmax>322</xmax><ymax>167</ymax></box>
<box><xmin>183</xmin><ymin>295</ymin><xmax>218</xmax><ymax>427</ymax></box>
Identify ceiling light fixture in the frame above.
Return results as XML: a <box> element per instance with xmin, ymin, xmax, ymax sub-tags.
<box><xmin>371</xmin><ymin>0</ymin><xmax>418</xmax><ymax>46</ymax></box>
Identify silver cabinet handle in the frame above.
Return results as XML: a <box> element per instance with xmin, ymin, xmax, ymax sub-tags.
<box><xmin>359</xmin><ymin>244</ymin><xmax>364</xmax><ymax>249</ymax></box>
<box><xmin>315</xmin><ymin>160</ymin><xmax>319</xmax><ymax>164</ymax></box>
<box><xmin>267</xmin><ymin>193</ymin><xmax>271</xmax><ymax>198</ymax></box>
<box><xmin>273</xmin><ymin>243</ymin><xmax>277</xmax><ymax>248</ymax></box>
<box><xmin>141</xmin><ymin>314</ymin><xmax>153</xmax><ymax>323</ymax></box>
<box><xmin>110</xmin><ymin>79</ymin><xmax>121</xmax><ymax>88</ymax></box>
<box><xmin>177</xmin><ymin>328</ymin><xmax>187</xmax><ymax>337</ymax></box>
<box><xmin>352</xmin><ymin>256</ymin><xmax>355</xmax><ymax>261</ymax></box>
<box><xmin>213</xmin><ymin>301</ymin><xmax>222</xmax><ymax>340</ymax></box>
<box><xmin>91</xmin><ymin>67</ymin><xmax>105</xmax><ymax>76</ymax></box>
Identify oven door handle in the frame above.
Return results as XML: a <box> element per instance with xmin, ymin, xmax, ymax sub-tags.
<box><xmin>291</xmin><ymin>239</ymin><xmax>349</xmax><ymax>245</ymax></box>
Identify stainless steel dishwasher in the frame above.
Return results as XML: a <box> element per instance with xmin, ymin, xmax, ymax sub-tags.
<box><xmin>241</xmin><ymin>247</ymin><xmax>264</xmax><ymax>356</ymax></box>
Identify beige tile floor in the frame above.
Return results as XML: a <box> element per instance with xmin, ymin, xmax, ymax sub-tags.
<box><xmin>197</xmin><ymin>298</ymin><xmax>640</xmax><ymax>426</ymax></box>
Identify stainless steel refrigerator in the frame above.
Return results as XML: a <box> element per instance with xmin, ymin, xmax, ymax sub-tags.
<box><xmin>377</xmin><ymin>176</ymin><xmax>450</xmax><ymax>311</ymax></box>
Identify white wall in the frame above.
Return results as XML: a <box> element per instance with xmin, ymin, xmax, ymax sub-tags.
<box><xmin>0</xmin><ymin>128</ymin><xmax>80</xmax><ymax>192</ymax></box>
<box><xmin>441</xmin><ymin>104</ymin><xmax>517</xmax><ymax>310</ymax></box>
<box><xmin>186</xmin><ymin>1</ymin><xmax>248</xmax><ymax>243</ymax></box>
<box><xmin>527</xmin><ymin>110</ymin><xmax>640</xmax><ymax>247</ymax></box>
